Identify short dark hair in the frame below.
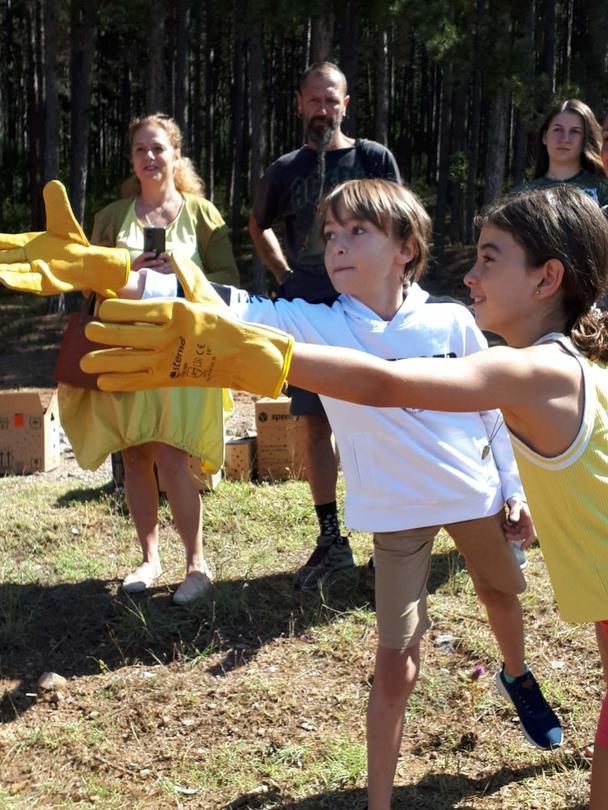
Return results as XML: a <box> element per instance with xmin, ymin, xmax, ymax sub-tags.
<box><xmin>298</xmin><ymin>62</ymin><xmax>347</xmax><ymax>94</ymax></box>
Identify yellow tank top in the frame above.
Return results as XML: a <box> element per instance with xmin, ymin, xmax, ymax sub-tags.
<box><xmin>509</xmin><ymin>334</ymin><xmax>608</xmax><ymax>623</ymax></box>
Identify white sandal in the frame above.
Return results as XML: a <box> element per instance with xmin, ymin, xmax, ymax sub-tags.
<box><xmin>173</xmin><ymin>568</ymin><xmax>213</xmax><ymax>605</ymax></box>
<box><xmin>122</xmin><ymin>561</ymin><xmax>162</xmax><ymax>593</ymax></box>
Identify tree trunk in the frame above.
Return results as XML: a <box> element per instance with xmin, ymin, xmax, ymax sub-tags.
<box><xmin>339</xmin><ymin>0</ymin><xmax>360</xmax><ymax>136</ymax></box>
<box><xmin>249</xmin><ymin>19</ymin><xmax>266</xmax><ymax>293</ymax></box>
<box><xmin>449</xmin><ymin>80</ymin><xmax>467</xmax><ymax>243</ymax></box>
<box><xmin>310</xmin><ymin>13</ymin><xmax>334</xmax><ymax>63</ymax></box>
<box><xmin>483</xmin><ymin>86</ymin><xmax>510</xmax><ymax>205</ymax></box>
<box><xmin>398</xmin><ymin>39</ymin><xmax>415</xmax><ymax>182</ymax></box>
<box><xmin>43</xmin><ymin>0</ymin><xmax>58</xmax><ymax>183</ymax></box>
<box><xmin>512</xmin><ymin>0</ymin><xmax>535</xmax><ymax>186</ymax></box>
<box><xmin>465</xmin><ymin>0</ymin><xmax>484</xmax><ymax>241</ymax></box>
<box><xmin>69</xmin><ymin>0</ymin><xmax>96</xmax><ymax>224</ymax></box>
<box><xmin>174</xmin><ymin>0</ymin><xmax>188</xmax><ymax>140</ymax></box>
<box><xmin>27</xmin><ymin>2</ymin><xmax>44</xmax><ymax>228</ymax></box>
<box><xmin>146</xmin><ymin>1</ymin><xmax>166</xmax><ymax>112</ymax></box>
<box><xmin>433</xmin><ymin>64</ymin><xmax>452</xmax><ymax>261</ymax></box>
<box><xmin>43</xmin><ymin>0</ymin><xmax>62</xmax><ymax>312</ymax></box>
<box><xmin>374</xmin><ymin>28</ymin><xmax>388</xmax><ymax>145</ymax></box>
<box><xmin>204</xmin><ymin>4</ymin><xmax>215</xmax><ymax>201</ymax></box>
<box><xmin>191</xmin><ymin>2</ymin><xmax>204</xmax><ymax>171</ymax></box>
<box><xmin>541</xmin><ymin>0</ymin><xmax>557</xmax><ymax>95</ymax></box>
<box><xmin>512</xmin><ymin>112</ymin><xmax>529</xmax><ymax>187</ymax></box>
<box><xmin>229</xmin><ymin>7</ymin><xmax>245</xmax><ymax>250</ymax></box>
<box><xmin>427</xmin><ymin>62</ymin><xmax>440</xmax><ymax>186</ymax></box>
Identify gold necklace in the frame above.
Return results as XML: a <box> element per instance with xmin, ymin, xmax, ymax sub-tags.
<box><xmin>139</xmin><ymin>193</ymin><xmax>182</xmax><ymax>227</ymax></box>
<box><xmin>141</xmin><ymin>199</ymin><xmax>169</xmax><ymax>227</ymax></box>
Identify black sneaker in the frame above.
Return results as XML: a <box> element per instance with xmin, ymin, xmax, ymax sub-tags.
<box><xmin>495</xmin><ymin>666</ymin><xmax>563</xmax><ymax>750</ymax></box>
<box><xmin>294</xmin><ymin>535</ymin><xmax>354</xmax><ymax>590</ymax></box>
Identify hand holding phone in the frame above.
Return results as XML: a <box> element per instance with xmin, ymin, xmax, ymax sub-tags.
<box><xmin>143</xmin><ymin>227</ymin><xmax>166</xmax><ymax>257</ymax></box>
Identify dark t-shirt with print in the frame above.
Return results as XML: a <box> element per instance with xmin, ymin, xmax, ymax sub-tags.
<box><xmin>253</xmin><ymin>138</ymin><xmax>401</xmax><ymax>302</ymax></box>
<box><xmin>520</xmin><ymin>169</ymin><xmax>608</xmax><ymax>207</ymax></box>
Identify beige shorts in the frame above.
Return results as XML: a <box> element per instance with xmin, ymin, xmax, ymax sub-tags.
<box><xmin>374</xmin><ymin>511</ymin><xmax>526</xmax><ymax>650</ymax></box>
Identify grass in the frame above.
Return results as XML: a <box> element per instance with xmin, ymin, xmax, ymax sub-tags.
<box><xmin>0</xmin><ymin>469</ymin><xmax>602</xmax><ymax>809</ymax></box>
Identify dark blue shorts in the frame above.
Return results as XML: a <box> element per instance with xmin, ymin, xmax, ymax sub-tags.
<box><xmin>287</xmin><ymin>384</ymin><xmax>327</xmax><ymax>416</ymax></box>
<box><xmin>279</xmin><ymin>273</ymin><xmax>336</xmax><ymax>417</ymax></box>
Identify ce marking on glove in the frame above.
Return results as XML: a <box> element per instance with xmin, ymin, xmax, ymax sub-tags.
<box><xmin>189</xmin><ymin>343</ymin><xmax>212</xmax><ymax>379</ymax></box>
<box><xmin>193</xmin><ymin>342</ymin><xmax>212</xmax><ymax>368</ymax></box>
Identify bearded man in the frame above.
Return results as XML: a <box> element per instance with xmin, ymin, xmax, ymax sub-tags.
<box><xmin>249</xmin><ymin>61</ymin><xmax>401</xmax><ymax>589</ymax></box>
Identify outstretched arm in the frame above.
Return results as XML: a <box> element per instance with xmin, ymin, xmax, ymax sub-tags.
<box><xmin>82</xmin><ymin>298</ymin><xmax>578</xmax><ymax>459</ymax></box>
<box><xmin>81</xmin><ymin>297</ymin><xmax>528</xmax><ymax>408</ymax></box>
<box><xmin>288</xmin><ymin>341</ymin><xmax>524</xmax><ymax>413</ymax></box>
<box><xmin>288</xmin><ymin>341</ymin><xmax>581</xmax><ymax>459</ymax></box>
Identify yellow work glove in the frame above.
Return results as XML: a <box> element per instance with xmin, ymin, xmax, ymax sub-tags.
<box><xmin>170</xmin><ymin>252</ymin><xmax>229</xmax><ymax>309</ymax></box>
<box><xmin>0</xmin><ymin>180</ymin><xmax>130</xmax><ymax>297</ymax></box>
<box><xmin>81</xmin><ymin>298</ymin><xmax>293</xmax><ymax>399</ymax></box>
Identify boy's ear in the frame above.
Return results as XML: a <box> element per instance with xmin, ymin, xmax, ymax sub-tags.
<box><xmin>398</xmin><ymin>236</ymin><xmax>418</xmax><ymax>268</ymax></box>
<box><xmin>536</xmin><ymin>258</ymin><xmax>564</xmax><ymax>298</ymax></box>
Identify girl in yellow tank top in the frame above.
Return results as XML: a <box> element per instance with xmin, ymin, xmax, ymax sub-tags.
<box><xmin>274</xmin><ymin>184</ymin><xmax>608</xmax><ymax>808</ymax></box>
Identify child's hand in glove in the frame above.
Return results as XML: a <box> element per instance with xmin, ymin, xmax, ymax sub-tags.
<box><xmin>81</xmin><ymin>298</ymin><xmax>293</xmax><ymax>398</ymax></box>
<box><xmin>0</xmin><ymin>181</ymin><xmax>130</xmax><ymax>297</ymax></box>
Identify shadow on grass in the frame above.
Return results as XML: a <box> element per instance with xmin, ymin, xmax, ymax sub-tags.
<box><xmin>0</xmin><ymin>549</ymin><xmax>459</xmax><ymax>724</ymax></box>
<box><xmin>0</xmin><ymin>566</ymin><xmax>370</xmax><ymax>723</ymax></box>
<box><xmin>225</xmin><ymin>761</ymin><xmax>586</xmax><ymax>808</ymax></box>
<box><xmin>55</xmin><ymin>481</ymin><xmax>118</xmax><ymax>506</ymax></box>
<box><xmin>427</xmin><ymin>547</ymin><xmax>465</xmax><ymax>594</ymax></box>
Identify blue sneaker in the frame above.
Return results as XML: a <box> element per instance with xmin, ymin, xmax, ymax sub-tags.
<box><xmin>495</xmin><ymin>666</ymin><xmax>563</xmax><ymax>750</ymax></box>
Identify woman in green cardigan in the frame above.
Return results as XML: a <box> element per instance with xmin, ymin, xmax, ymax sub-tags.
<box><xmin>62</xmin><ymin>113</ymin><xmax>238</xmax><ymax>605</ymax></box>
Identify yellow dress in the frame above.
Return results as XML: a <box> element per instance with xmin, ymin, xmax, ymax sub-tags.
<box><xmin>59</xmin><ymin>197</ymin><xmax>237</xmax><ymax>472</ymax></box>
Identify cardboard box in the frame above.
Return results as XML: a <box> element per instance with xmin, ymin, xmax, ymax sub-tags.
<box><xmin>0</xmin><ymin>388</ymin><xmax>61</xmax><ymax>474</ymax></box>
<box><xmin>224</xmin><ymin>436</ymin><xmax>257</xmax><ymax>481</ymax></box>
<box><xmin>255</xmin><ymin>397</ymin><xmax>307</xmax><ymax>481</ymax></box>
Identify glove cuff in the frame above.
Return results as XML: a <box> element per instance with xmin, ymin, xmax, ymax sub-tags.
<box><xmin>84</xmin><ymin>247</ymin><xmax>131</xmax><ymax>297</ymax></box>
<box><xmin>235</xmin><ymin>323</ymin><xmax>294</xmax><ymax>398</ymax></box>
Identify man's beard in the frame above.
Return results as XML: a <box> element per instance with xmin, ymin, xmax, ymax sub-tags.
<box><xmin>305</xmin><ymin>114</ymin><xmax>340</xmax><ymax>151</ymax></box>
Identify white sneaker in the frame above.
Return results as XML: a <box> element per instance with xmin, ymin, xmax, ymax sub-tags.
<box><xmin>122</xmin><ymin>561</ymin><xmax>162</xmax><ymax>593</ymax></box>
<box><xmin>173</xmin><ymin>568</ymin><xmax>213</xmax><ymax>605</ymax></box>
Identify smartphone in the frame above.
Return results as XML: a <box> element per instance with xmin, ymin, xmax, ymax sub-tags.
<box><xmin>143</xmin><ymin>226</ymin><xmax>166</xmax><ymax>257</ymax></box>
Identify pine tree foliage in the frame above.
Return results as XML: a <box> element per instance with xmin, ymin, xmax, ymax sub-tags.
<box><xmin>0</xmin><ymin>0</ymin><xmax>606</xmax><ymax>257</ymax></box>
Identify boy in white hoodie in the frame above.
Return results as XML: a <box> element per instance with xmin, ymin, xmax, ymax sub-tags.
<box><xmin>87</xmin><ymin>179</ymin><xmax>563</xmax><ymax>810</ymax></box>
